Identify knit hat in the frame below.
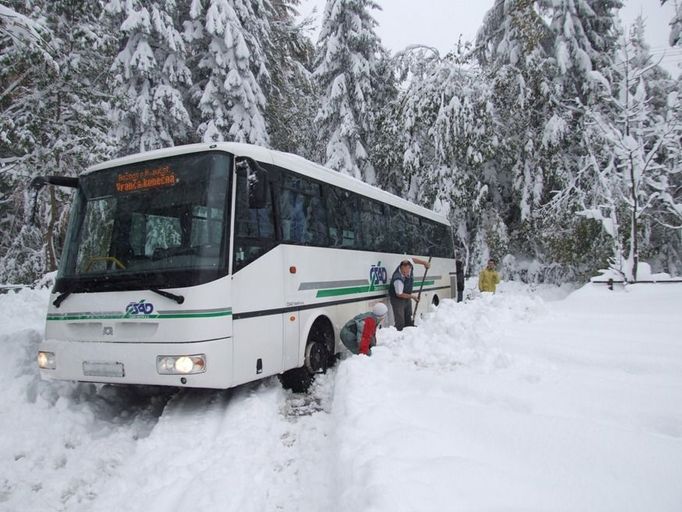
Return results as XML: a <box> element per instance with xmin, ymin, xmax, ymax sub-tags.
<box><xmin>372</xmin><ymin>302</ymin><xmax>388</xmax><ymax>318</ymax></box>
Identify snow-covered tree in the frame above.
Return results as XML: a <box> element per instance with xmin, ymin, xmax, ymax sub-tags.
<box><xmin>475</xmin><ymin>0</ymin><xmax>564</xmax><ymax>260</ymax></box>
<box><xmin>261</xmin><ymin>0</ymin><xmax>318</xmax><ymax>157</ymax></box>
<box><xmin>185</xmin><ymin>0</ymin><xmax>272</xmax><ymax>145</ymax></box>
<box><xmin>1</xmin><ymin>0</ymin><xmax>115</xmax><ymax>284</ymax></box>
<box><xmin>661</xmin><ymin>0</ymin><xmax>682</xmax><ymax>46</ymax></box>
<box><xmin>313</xmin><ymin>0</ymin><xmax>387</xmax><ymax>182</ymax></box>
<box><xmin>373</xmin><ymin>43</ymin><xmax>497</xmax><ymax>268</ymax></box>
<box><xmin>560</xmin><ymin>20</ymin><xmax>682</xmax><ymax>280</ymax></box>
<box><xmin>0</xmin><ymin>3</ymin><xmax>53</xmax><ymax>61</ymax></box>
<box><xmin>470</xmin><ymin>0</ymin><xmax>629</xmax><ymax>280</ymax></box>
<box><xmin>539</xmin><ymin>0</ymin><xmax>623</xmax><ymax>100</ymax></box>
<box><xmin>106</xmin><ymin>0</ymin><xmax>194</xmax><ymax>154</ymax></box>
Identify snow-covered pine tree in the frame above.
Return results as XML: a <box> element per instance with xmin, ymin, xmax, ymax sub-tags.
<box><xmin>372</xmin><ymin>42</ymin><xmax>497</xmax><ymax>269</ymax></box>
<box><xmin>261</xmin><ymin>0</ymin><xmax>318</xmax><ymax>158</ymax></box>
<box><xmin>536</xmin><ymin>0</ymin><xmax>624</xmax><ymax>280</ymax></box>
<box><xmin>105</xmin><ymin>0</ymin><xmax>194</xmax><ymax>155</ymax></box>
<box><xmin>313</xmin><ymin>0</ymin><xmax>387</xmax><ymax>183</ymax></box>
<box><xmin>538</xmin><ymin>0</ymin><xmax>623</xmax><ymax>101</ymax></box>
<box><xmin>474</xmin><ymin>0</ymin><xmax>575</xmax><ymax>276</ymax></box>
<box><xmin>473</xmin><ymin>0</ymin><xmax>630</xmax><ymax>281</ymax></box>
<box><xmin>661</xmin><ymin>0</ymin><xmax>682</xmax><ymax>46</ymax></box>
<box><xmin>185</xmin><ymin>0</ymin><xmax>271</xmax><ymax>145</ymax></box>
<box><xmin>1</xmin><ymin>0</ymin><xmax>115</xmax><ymax>284</ymax></box>
<box><xmin>569</xmin><ymin>18</ymin><xmax>682</xmax><ymax>279</ymax></box>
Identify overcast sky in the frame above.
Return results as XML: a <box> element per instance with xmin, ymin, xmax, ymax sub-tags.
<box><xmin>298</xmin><ymin>0</ymin><xmax>681</xmax><ymax>76</ymax></box>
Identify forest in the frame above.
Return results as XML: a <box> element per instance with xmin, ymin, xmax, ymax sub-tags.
<box><xmin>1</xmin><ymin>0</ymin><xmax>681</xmax><ymax>285</ymax></box>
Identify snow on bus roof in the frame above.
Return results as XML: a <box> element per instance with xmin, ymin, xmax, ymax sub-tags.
<box><xmin>85</xmin><ymin>142</ymin><xmax>449</xmax><ymax>226</ymax></box>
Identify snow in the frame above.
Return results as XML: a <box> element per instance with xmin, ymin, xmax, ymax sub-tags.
<box><xmin>593</xmin><ymin>261</ymin><xmax>675</xmax><ymax>282</ymax></box>
<box><xmin>1</xmin><ymin>281</ymin><xmax>681</xmax><ymax>511</ymax></box>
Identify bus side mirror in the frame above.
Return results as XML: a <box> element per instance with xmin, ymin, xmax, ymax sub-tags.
<box><xmin>28</xmin><ymin>175</ymin><xmax>79</xmax><ymax>225</ymax></box>
<box><xmin>31</xmin><ymin>176</ymin><xmax>79</xmax><ymax>189</ymax></box>
<box><xmin>236</xmin><ymin>157</ymin><xmax>268</xmax><ymax>209</ymax></box>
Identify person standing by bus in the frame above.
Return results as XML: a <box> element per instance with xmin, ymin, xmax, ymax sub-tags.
<box><xmin>340</xmin><ymin>303</ymin><xmax>388</xmax><ymax>355</ymax></box>
<box><xmin>455</xmin><ymin>260</ymin><xmax>465</xmax><ymax>302</ymax></box>
<box><xmin>389</xmin><ymin>258</ymin><xmax>430</xmax><ymax>331</ymax></box>
<box><xmin>478</xmin><ymin>258</ymin><xmax>501</xmax><ymax>293</ymax></box>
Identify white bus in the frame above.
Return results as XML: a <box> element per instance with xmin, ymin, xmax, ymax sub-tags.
<box><xmin>35</xmin><ymin>143</ymin><xmax>455</xmax><ymax>391</ymax></box>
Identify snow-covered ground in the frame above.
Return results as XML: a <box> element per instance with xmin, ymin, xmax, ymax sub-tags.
<box><xmin>1</xmin><ymin>281</ymin><xmax>680</xmax><ymax>511</ymax></box>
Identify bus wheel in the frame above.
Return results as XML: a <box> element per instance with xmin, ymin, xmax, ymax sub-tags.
<box><xmin>278</xmin><ymin>340</ymin><xmax>328</xmax><ymax>393</ymax></box>
<box><xmin>279</xmin><ymin>319</ymin><xmax>333</xmax><ymax>393</ymax></box>
<box><xmin>432</xmin><ymin>294</ymin><xmax>440</xmax><ymax>306</ymax></box>
<box><xmin>305</xmin><ymin>341</ymin><xmax>329</xmax><ymax>374</ymax></box>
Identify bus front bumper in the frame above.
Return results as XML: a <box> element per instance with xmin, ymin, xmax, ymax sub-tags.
<box><xmin>37</xmin><ymin>337</ymin><xmax>233</xmax><ymax>389</ymax></box>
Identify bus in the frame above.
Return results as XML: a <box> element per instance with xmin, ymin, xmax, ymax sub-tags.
<box><xmin>35</xmin><ymin>143</ymin><xmax>455</xmax><ymax>391</ymax></box>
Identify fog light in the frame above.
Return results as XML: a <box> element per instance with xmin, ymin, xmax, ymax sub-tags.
<box><xmin>38</xmin><ymin>351</ymin><xmax>56</xmax><ymax>370</ymax></box>
<box><xmin>156</xmin><ymin>354</ymin><xmax>206</xmax><ymax>375</ymax></box>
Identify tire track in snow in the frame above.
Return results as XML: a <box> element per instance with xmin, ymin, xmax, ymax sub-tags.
<box><xmin>79</xmin><ymin>374</ymin><xmax>338</xmax><ymax>512</ymax></box>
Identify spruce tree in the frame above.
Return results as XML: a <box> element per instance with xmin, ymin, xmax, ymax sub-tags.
<box><xmin>185</xmin><ymin>0</ymin><xmax>271</xmax><ymax>145</ymax></box>
<box><xmin>1</xmin><ymin>0</ymin><xmax>115</xmax><ymax>284</ymax></box>
<box><xmin>262</xmin><ymin>0</ymin><xmax>318</xmax><ymax>158</ymax></box>
<box><xmin>475</xmin><ymin>0</ymin><xmax>562</xmax><ymax>268</ymax></box>
<box><xmin>574</xmin><ymin>18</ymin><xmax>682</xmax><ymax>279</ymax></box>
<box><xmin>313</xmin><ymin>0</ymin><xmax>387</xmax><ymax>183</ymax></box>
<box><xmin>106</xmin><ymin>0</ymin><xmax>194</xmax><ymax>154</ymax></box>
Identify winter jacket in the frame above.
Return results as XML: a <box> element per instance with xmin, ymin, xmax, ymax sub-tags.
<box><xmin>478</xmin><ymin>268</ymin><xmax>500</xmax><ymax>293</ymax></box>
<box><xmin>388</xmin><ymin>266</ymin><xmax>414</xmax><ymax>299</ymax></box>
<box><xmin>340</xmin><ymin>312</ymin><xmax>380</xmax><ymax>355</ymax></box>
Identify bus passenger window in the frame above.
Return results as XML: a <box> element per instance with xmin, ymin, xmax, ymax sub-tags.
<box><xmin>326</xmin><ymin>186</ymin><xmax>359</xmax><ymax>249</ymax></box>
<box><xmin>279</xmin><ymin>174</ymin><xmax>327</xmax><ymax>246</ymax></box>
<box><xmin>234</xmin><ymin>171</ymin><xmax>275</xmax><ymax>271</ymax></box>
<box><xmin>360</xmin><ymin>198</ymin><xmax>386</xmax><ymax>252</ymax></box>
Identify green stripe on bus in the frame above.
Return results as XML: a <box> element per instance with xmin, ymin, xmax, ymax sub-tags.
<box><xmin>315</xmin><ymin>281</ymin><xmax>435</xmax><ymax>299</ymax></box>
<box><xmin>316</xmin><ymin>284</ymin><xmax>389</xmax><ymax>298</ymax></box>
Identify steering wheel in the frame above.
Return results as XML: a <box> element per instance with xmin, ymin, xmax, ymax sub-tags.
<box><xmin>84</xmin><ymin>256</ymin><xmax>127</xmax><ymax>272</ymax></box>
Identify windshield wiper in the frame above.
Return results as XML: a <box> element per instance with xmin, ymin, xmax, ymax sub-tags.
<box><xmin>150</xmin><ymin>288</ymin><xmax>185</xmax><ymax>304</ymax></box>
<box><xmin>55</xmin><ymin>288</ymin><xmax>183</xmax><ymax>308</ymax></box>
<box><xmin>53</xmin><ymin>291</ymin><xmax>73</xmax><ymax>308</ymax></box>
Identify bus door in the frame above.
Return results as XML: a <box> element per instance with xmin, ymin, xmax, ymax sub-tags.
<box><xmin>282</xmin><ymin>245</ymin><xmax>301</xmax><ymax>370</ymax></box>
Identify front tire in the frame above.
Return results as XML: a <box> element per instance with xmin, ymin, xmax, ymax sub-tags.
<box><xmin>279</xmin><ymin>340</ymin><xmax>330</xmax><ymax>393</ymax></box>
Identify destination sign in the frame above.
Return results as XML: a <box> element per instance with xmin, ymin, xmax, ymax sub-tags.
<box><xmin>115</xmin><ymin>165</ymin><xmax>178</xmax><ymax>193</ymax></box>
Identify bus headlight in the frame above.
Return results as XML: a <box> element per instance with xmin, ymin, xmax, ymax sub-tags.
<box><xmin>38</xmin><ymin>351</ymin><xmax>56</xmax><ymax>370</ymax></box>
<box><xmin>156</xmin><ymin>354</ymin><xmax>206</xmax><ymax>375</ymax></box>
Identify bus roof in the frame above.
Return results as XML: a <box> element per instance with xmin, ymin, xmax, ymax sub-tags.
<box><xmin>86</xmin><ymin>142</ymin><xmax>450</xmax><ymax>226</ymax></box>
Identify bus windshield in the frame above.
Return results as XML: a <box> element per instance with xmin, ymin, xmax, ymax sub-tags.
<box><xmin>55</xmin><ymin>152</ymin><xmax>232</xmax><ymax>293</ymax></box>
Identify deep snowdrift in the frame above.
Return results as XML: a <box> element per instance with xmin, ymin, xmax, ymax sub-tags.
<box><xmin>0</xmin><ymin>281</ymin><xmax>680</xmax><ymax>511</ymax></box>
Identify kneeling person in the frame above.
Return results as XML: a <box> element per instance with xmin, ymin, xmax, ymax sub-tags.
<box><xmin>340</xmin><ymin>303</ymin><xmax>388</xmax><ymax>356</ymax></box>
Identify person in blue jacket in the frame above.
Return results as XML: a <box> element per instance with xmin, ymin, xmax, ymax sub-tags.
<box><xmin>340</xmin><ymin>303</ymin><xmax>388</xmax><ymax>356</ymax></box>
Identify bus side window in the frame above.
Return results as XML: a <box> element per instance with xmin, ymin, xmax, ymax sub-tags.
<box><xmin>326</xmin><ymin>185</ymin><xmax>360</xmax><ymax>249</ymax></box>
<box><xmin>360</xmin><ymin>197</ymin><xmax>386</xmax><ymax>252</ymax></box>
<box><xmin>233</xmin><ymin>171</ymin><xmax>275</xmax><ymax>271</ymax></box>
<box><xmin>405</xmin><ymin>213</ymin><xmax>421</xmax><ymax>254</ymax></box>
<box><xmin>279</xmin><ymin>174</ymin><xmax>327</xmax><ymax>246</ymax></box>
<box><xmin>385</xmin><ymin>206</ymin><xmax>403</xmax><ymax>253</ymax></box>
<box><xmin>280</xmin><ymin>188</ymin><xmax>305</xmax><ymax>243</ymax></box>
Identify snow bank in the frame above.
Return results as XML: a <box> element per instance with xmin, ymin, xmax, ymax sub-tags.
<box><xmin>330</xmin><ymin>283</ymin><xmax>682</xmax><ymax>511</ymax></box>
<box><xmin>1</xmin><ymin>282</ymin><xmax>680</xmax><ymax>511</ymax></box>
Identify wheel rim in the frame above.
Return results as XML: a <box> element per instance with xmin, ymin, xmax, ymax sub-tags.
<box><xmin>305</xmin><ymin>342</ymin><xmax>329</xmax><ymax>374</ymax></box>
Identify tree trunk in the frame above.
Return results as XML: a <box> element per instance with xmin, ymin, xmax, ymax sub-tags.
<box><xmin>45</xmin><ymin>186</ymin><xmax>58</xmax><ymax>272</ymax></box>
<box><xmin>629</xmin><ymin>155</ymin><xmax>638</xmax><ymax>282</ymax></box>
